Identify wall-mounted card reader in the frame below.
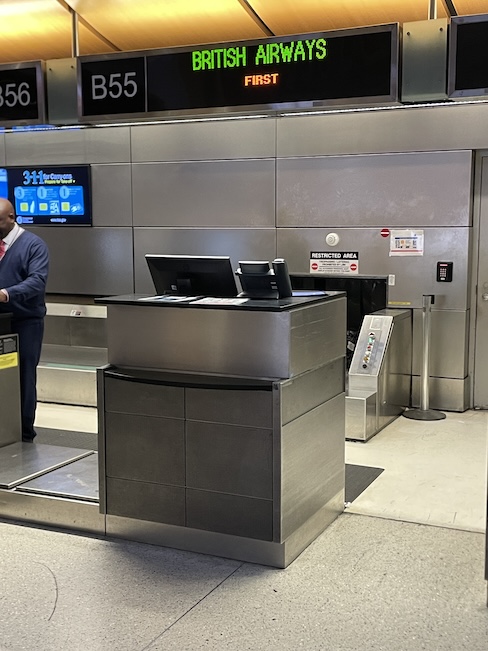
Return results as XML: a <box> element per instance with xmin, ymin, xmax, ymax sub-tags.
<box><xmin>436</xmin><ymin>261</ymin><xmax>453</xmax><ymax>282</ymax></box>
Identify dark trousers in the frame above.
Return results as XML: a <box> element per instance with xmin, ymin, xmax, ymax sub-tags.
<box><xmin>12</xmin><ymin>318</ymin><xmax>44</xmax><ymax>440</ymax></box>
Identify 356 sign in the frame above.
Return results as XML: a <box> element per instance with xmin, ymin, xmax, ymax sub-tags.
<box><xmin>0</xmin><ymin>82</ymin><xmax>31</xmax><ymax>108</ymax></box>
<box><xmin>0</xmin><ymin>63</ymin><xmax>45</xmax><ymax>123</ymax></box>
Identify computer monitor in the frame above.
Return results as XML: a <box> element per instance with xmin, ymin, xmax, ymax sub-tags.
<box><xmin>236</xmin><ymin>259</ymin><xmax>293</xmax><ymax>299</ymax></box>
<box><xmin>145</xmin><ymin>254</ymin><xmax>238</xmax><ymax>297</ymax></box>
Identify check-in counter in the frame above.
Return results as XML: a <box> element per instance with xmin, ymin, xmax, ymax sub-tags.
<box><xmin>97</xmin><ymin>293</ymin><xmax>346</xmax><ymax>567</ymax></box>
<box><xmin>0</xmin><ymin>313</ymin><xmax>21</xmax><ymax>448</ymax></box>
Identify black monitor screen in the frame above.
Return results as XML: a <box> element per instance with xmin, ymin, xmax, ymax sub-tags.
<box><xmin>1</xmin><ymin>165</ymin><xmax>92</xmax><ymax>226</ymax></box>
<box><xmin>145</xmin><ymin>254</ymin><xmax>238</xmax><ymax>297</ymax></box>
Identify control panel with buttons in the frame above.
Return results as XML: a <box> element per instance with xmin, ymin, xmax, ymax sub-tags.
<box><xmin>349</xmin><ymin>314</ymin><xmax>394</xmax><ymax>378</ymax></box>
<box><xmin>436</xmin><ymin>261</ymin><xmax>453</xmax><ymax>282</ymax></box>
<box><xmin>362</xmin><ymin>332</ymin><xmax>377</xmax><ymax>369</ymax></box>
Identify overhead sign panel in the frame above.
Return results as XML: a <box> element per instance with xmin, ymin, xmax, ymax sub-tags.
<box><xmin>147</xmin><ymin>25</ymin><xmax>397</xmax><ymax>113</ymax></box>
<box><xmin>448</xmin><ymin>14</ymin><xmax>488</xmax><ymax>98</ymax></box>
<box><xmin>80</xmin><ymin>55</ymin><xmax>146</xmax><ymax>117</ymax></box>
<box><xmin>0</xmin><ymin>61</ymin><xmax>46</xmax><ymax>125</ymax></box>
<box><xmin>78</xmin><ymin>24</ymin><xmax>398</xmax><ymax>121</ymax></box>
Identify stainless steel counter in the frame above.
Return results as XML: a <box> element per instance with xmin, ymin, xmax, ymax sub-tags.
<box><xmin>98</xmin><ymin>293</ymin><xmax>347</xmax><ymax>567</ymax></box>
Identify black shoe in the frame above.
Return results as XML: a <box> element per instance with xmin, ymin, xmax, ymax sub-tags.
<box><xmin>22</xmin><ymin>436</ymin><xmax>35</xmax><ymax>443</ymax></box>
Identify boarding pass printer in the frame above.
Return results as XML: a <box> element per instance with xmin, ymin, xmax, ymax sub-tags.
<box><xmin>346</xmin><ymin>309</ymin><xmax>412</xmax><ymax>441</ymax></box>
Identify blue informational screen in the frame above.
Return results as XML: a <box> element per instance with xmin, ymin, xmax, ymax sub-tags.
<box><xmin>0</xmin><ymin>168</ymin><xmax>8</xmax><ymax>200</ymax></box>
<box><xmin>5</xmin><ymin>165</ymin><xmax>92</xmax><ymax>226</ymax></box>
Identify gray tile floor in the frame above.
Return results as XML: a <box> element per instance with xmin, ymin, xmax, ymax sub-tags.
<box><xmin>0</xmin><ymin>405</ymin><xmax>486</xmax><ymax>650</ymax></box>
<box><xmin>0</xmin><ymin>514</ymin><xmax>486</xmax><ymax>651</ymax></box>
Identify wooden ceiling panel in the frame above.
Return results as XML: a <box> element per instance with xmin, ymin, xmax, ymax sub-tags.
<box><xmin>455</xmin><ymin>1</ymin><xmax>488</xmax><ymax>15</ymax></box>
<box><xmin>77</xmin><ymin>23</ymin><xmax>118</xmax><ymax>56</ymax></box>
<box><xmin>66</xmin><ymin>0</ymin><xmax>267</xmax><ymax>50</ymax></box>
<box><xmin>0</xmin><ymin>0</ymin><xmax>487</xmax><ymax>67</ymax></box>
<box><xmin>0</xmin><ymin>0</ymin><xmax>72</xmax><ymax>63</ymax></box>
<box><xmin>247</xmin><ymin>0</ymin><xmax>448</xmax><ymax>35</ymax></box>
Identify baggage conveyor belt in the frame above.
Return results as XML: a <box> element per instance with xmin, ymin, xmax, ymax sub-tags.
<box><xmin>0</xmin><ymin>442</ymin><xmax>98</xmax><ymax>500</ymax></box>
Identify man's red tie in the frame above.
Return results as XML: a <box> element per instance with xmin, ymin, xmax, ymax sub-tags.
<box><xmin>0</xmin><ymin>240</ymin><xmax>5</xmax><ymax>261</ymax></box>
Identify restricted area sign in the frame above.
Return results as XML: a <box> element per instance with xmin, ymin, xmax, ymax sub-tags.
<box><xmin>310</xmin><ymin>251</ymin><xmax>359</xmax><ymax>274</ymax></box>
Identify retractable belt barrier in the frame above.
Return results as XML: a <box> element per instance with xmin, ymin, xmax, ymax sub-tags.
<box><xmin>403</xmin><ymin>294</ymin><xmax>446</xmax><ymax>421</ymax></box>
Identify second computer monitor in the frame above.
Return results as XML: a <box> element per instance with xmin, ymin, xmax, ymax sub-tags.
<box><xmin>236</xmin><ymin>258</ymin><xmax>293</xmax><ymax>299</ymax></box>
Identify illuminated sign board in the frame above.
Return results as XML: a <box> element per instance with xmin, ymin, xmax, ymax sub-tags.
<box><xmin>448</xmin><ymin>14</ymin><xmax>488</xmax><ymax>98</ymax></box>
<box><xmin>79</xmin><ymin>24</ymin><xmax>398</xmax><ymax>120</ymax></box>
<box><xmin>147</xmin><ymin>26</ymin><xmax>397</xmax><ymax>112</ymax></box>
<box><xmin>0</xmin><ymin>61</ymin><xmax>46</xmax><ymax>125</ymax></box>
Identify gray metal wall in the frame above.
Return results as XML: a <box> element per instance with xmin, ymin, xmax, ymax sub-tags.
<box><xmin>3</xmin><ymin>100</ymin><xmax>485</xmax><ymax>408</ymax></box>
<box><xmin>0</xmin><ymin>133</ymin><xmax>5</xmax><ymax>165</ymax></box>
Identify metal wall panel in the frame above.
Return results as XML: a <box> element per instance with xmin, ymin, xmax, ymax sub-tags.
<box><xmin>277</xmin><ymin>151</ymin><xmax>472</xmax><ymax>228</ymax></box>
<box><xmin>281</xmin><ymin>358</ymin><xmax>345</xmax><ymax>426</ymax></box>
<box><xmin>106</xmin><ymin>477</ymin><xmax>185</xmax><ymax>525</ymax></box>
<box><xmin>276</xmin><ymin>103</ymin><xmax>488</xmax><ymax>157</ymax></box>
<box><xmin>132</xmin><ymin>160</ymin><xmax>275</xmax><ymax>227</ymax></box>
<box><xmin>411</xmin><ymin>376</ymin><xmax>469</xmax><ymax>412</ymax></box>
<box><xmin>46</xmin><ymin>58</ymin><xmax>78</xmax><ymax>126</ymax></box>
<box><xmin>34</xmin><ymin>227</ymin><xmax>134</xmax><ymax>295</ymax></box>
<box><xmin>186</xmin><ymin>387</ymin><xmax>272</xmax><ymax>429</ymax></box>
<box><xmin>105</xmin><ymin>376</ymin><xmax>184</xmax><ymax>418</ymax></box>
<box><xmin>412</xmin><ymin>309</ymin><xmax>469</xmax><ymax>378</ymax></box>
<box><xmin>186</xmin><ymin>421</ymin><xmax>273</xmax><ymax>499</ymax></box>
<box><xmin>280</xmin><ymin>392</ymin><xmax>345</xmax><ymax>542</ymax></box>
<box><xmin>401</xmin><ymin>19</ymin><xmax>448</xmax><ymax>103</ymax></box>
<box><xmin>277</xmin><ymin>227</ymin><xmax>470</xmax><ymax>310</ymax></box>
<box><xmin>473</xmin><ymin>154</ymin><xmax>488</xmax><ymax>409</ymax></box>
<box><xmin>92</xmin><ymin>164</ymin><xmax>132</xmax><ymax>226</ymax></box>
<box><xmin>134</xmin><ymin>227</ymin><xmax>276</xmax><ymax>293</ymax></box>
<box><xmin>43</xmin><ymin>315</ymin><xmax>70</xmax><ymax>346</ymax></box>
<box><xmin>43</xmin><ymin>313</ymin><xmax>107</xmax><ymax>348</ymax></box>
<box><xmin>130</xmin><ymin>118</ymin><xmax>276</xmax><ymax>162</ymax></box>
<box><xmin>37</xmin><ymin>366</ymin><xmax>97</xmax><ymax>407</ymax></box>
<box><xmin>105</xmin><ymin>412</ymin><xmax>185</xmax><ymax>485</ymax></box>
<box><xmin>0</xmin><ymin>134</ymin><xmax>5</xmax><ymax>165</ymax></box>
<box><xmin>4</xmin><ymin>127</ymin><xmax>131</xmax><ymax>165</ymax></box>
<box><xmin>69</xmin><ymin>317</ymin><xmax>107</xmax><ymax>348</ymax></box>
<box><xmin>186</xmin><ymin>489</ymin><xmax>273</xmax><ymax>541</ymax></box>
<box><xmin>289</xmin><ymin>297</ymin><xmax>346</xmax><ymax>376</ymax></box>
<box><xmin>106</xmin><ymin>304</ymin><xmax>293</xmax><ymax>378</ymax></box>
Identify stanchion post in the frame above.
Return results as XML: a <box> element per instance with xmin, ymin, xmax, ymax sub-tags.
<box><xmin>403</xmin><ymin>294</ymin><xmax>446</xmax><ymax>421</ymax></box>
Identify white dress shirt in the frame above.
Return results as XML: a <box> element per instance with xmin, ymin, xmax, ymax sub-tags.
<box><xmin>1</xmin><ymin>223</ymin><xmax>25</xmax><ymax>300</ymax></box>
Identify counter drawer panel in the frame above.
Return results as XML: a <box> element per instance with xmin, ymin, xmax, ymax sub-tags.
<box><xmin>106</xmin><ymin>478</ymin><xmax>185</xmax><ymax>525</ymax></box>
<box><xmin>281</xmin><ymin>359</ymin><xmax>345</xmax><ymax>426</ymax></box>
<box><xmin>105</xmin><ymin>412</ymin><xmax>185</xmax><ymax>485</ymax></box>
<box><xmin>186</xmin><ymin>421</ymin><xmax>272</xmax><ymax>499</ymax></box>
<box><xmin>104</xmin><ymin>376</ymin><xmax>184</xmax><ymax>418</ymax></box>
<box><xmin>186</xmin><ymin>387</ymin><xmax>273</xmax><ymax>428</ymax></box>
<box><xmin>186</xmin><ymin>489</ymin><xmax>273</xmax><ymax>541</ymax></box>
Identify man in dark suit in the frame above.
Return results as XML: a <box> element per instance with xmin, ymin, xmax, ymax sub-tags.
<box><xmin>0</xmin><ymin>198</ymin><xmax>49</xmax><ymax>442</ymax></box>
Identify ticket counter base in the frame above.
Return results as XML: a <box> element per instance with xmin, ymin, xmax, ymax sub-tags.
<box><xmin>106</xmin><ymin>491</ymin><xmax>344</xmax><ymax>569</ymax></box>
